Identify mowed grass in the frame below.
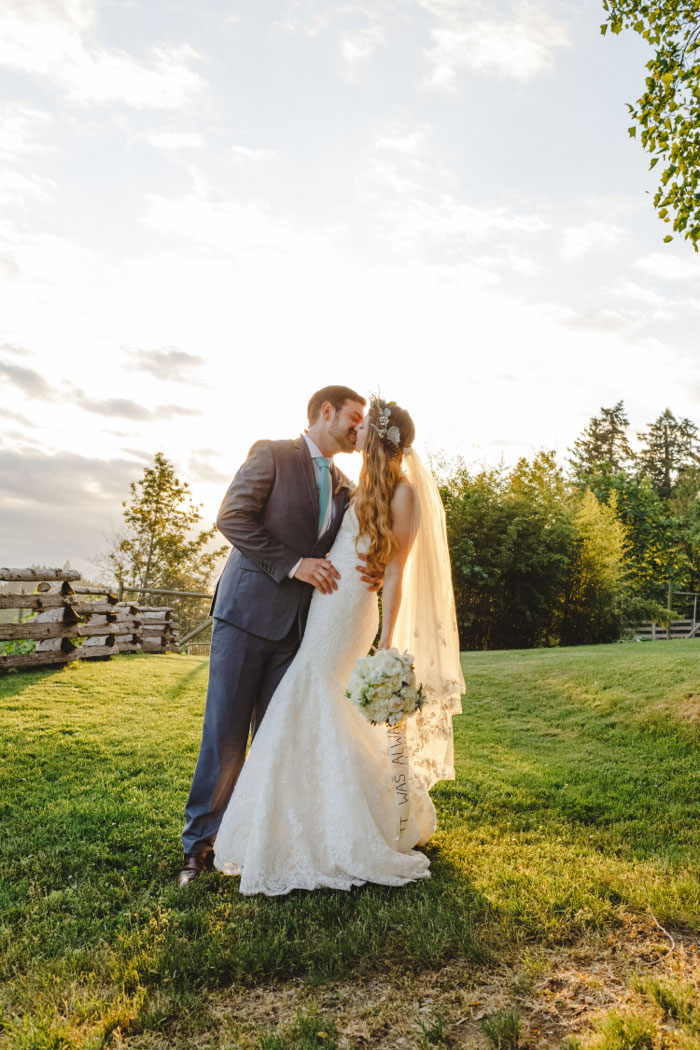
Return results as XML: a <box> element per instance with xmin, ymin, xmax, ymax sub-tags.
<box><xmin>1</xmin><ymin>642</ymin><xmax>700</xmax><ymax>1048</ymax></box>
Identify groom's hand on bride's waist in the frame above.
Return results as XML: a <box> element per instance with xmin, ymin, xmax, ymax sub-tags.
<box><xmin>293</xmin><ymin>557</ymin><xmax>341</xmax><ymax>594</ymax></box>
<box><xmin>355</xmin><ymin>553</ymin><xmax>384</xmax><ymax>593</ymax></box>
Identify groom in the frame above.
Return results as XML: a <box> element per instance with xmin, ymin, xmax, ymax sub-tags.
<box><xmin>179</xmin><ymin>384</ymin><xmax>371</xmax><ymax>886</ymax></box>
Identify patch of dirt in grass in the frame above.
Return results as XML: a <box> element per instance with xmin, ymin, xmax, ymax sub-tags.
<box><xmin>671</xmin><ymin>692</ymin><xmax>700</xmax><ymax>724</ymax></box>
<box><xmin>118</xmin><ymin>916</ymin><xmax>700</xmax><ymax>1048</ymax></box>
<box><xmin>644</xmin><ymin>689</ymin><xmax>700</xmax><ymax>727</ymax></box>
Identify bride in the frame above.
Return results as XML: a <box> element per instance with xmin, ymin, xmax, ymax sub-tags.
<box><xmin>213</xmin><ymin>397</ymin><xmax>464</xmax><ymax>894</ymax></box>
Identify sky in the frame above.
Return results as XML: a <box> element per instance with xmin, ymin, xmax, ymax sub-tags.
<box><xmin>0</xmin><ymin>0</ymin><xmax>698</xmax><ymax>577</ymax></box>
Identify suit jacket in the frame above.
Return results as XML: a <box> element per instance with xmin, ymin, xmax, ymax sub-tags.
<box><xmin>210</xmin><ymin>437</ymin><xmax>351</xmax><ymax>641</ymax></box>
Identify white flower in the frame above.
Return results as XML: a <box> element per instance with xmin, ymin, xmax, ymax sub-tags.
<box><xmin>346</xmin><ymin>649</ymin><xmax>425</xmax><ymax>725</ymax></box>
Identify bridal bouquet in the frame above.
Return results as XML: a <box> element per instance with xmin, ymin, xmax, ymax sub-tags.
<box><xmin>346</xmin><ymin>648</ymin><xmax>425</xmax><ymax>726</ymax></box>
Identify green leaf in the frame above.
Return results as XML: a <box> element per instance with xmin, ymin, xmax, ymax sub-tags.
<box><xmin>663</xmin><ymin>234</ymin><xmax>674</xmax><ymax>242</ymax></box>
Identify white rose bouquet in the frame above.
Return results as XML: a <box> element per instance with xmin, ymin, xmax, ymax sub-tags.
<box><xmin>346</xmin><ymin>647</ymin><xmax>425</xmax><ymax>726</ymax></box>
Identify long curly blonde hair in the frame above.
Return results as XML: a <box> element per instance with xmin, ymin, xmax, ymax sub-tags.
<box><xmin>352</xmin><ymin>400</ymin><xmax>415</xmax><ymax>574</ymax></box>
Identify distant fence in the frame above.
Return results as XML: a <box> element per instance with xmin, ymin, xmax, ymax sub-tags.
<box><xmin>0</xmin><ymin>568</ymin><xmax>181</xmax><ymax>673</ymax></box>
<box><xmin>186</xmin><ymin>642</ymin><xmax>211</xmax><ymax>657</ymax></box>
<box><xmin>635</xmin><ymin>620</ymin><xmax>700</xmax><ymax>641</ymax></box>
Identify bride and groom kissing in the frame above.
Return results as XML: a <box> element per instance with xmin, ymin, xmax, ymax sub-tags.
<box><xmin>179</xmin><ymin>384</ymin><xmax>464</xmax><ymax>895</ymax></box>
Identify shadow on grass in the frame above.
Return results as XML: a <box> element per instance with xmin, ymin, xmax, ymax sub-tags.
<box><xmin>0</xmin><ymin>849</ymin><xmax>491</xmax><ymax>1050</ymax></box>
<box><xmin>157</xmin><ymin>655</ymin><xmax>210</xmax><ymax>704</ymax></box>
<box><xmin>0</xmin><ymin>662</ymin><xmax>76</xmax><ymax>701</ymax></box>
<box><xmin>2</xmin><ymin>723</ymin><xmax>491</xmax><ymax>1004</ymax></box>
<box><xmin>114</xmin><ymin>846</ymin><xmax>491</xmax><ymax>992</ymax></box>
<box><xmin>0</xmin><ymin>651</ymin><xmax>209</xmax><ymax>706</ymax></box>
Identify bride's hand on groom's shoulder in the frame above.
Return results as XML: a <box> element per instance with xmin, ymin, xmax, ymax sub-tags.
<box><xmin>294</xmin><ymin>557</ymin><xmax>341</xmax><ymax>594</ymax></box>
<box><xmin>355</xmin><ymin>553</ymin><xmax>384</xmax><ymax>593</ymax></box>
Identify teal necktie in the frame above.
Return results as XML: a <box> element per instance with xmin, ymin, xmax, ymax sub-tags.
<box><xmin>316</xmin><ymin>457</ymin><xmax>331</xmax><ymax>534</ymax></box>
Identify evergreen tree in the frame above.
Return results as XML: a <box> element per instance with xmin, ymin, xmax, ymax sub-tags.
<box><xmin>569</xmin><ymin>401</ymin><xmax>634</xmax><ymax>483</ymax></box>
<box><xmin>637</xmin><ymin>408</ymin><xmax>700</xmax><ymax>498</ymax></box>
<box><xmin>108</xmin><ymin>452</ymin><xmax>227</xmax><ymax>598</ymax></box>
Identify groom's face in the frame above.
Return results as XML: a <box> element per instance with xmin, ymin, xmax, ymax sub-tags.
<box><xmin>328</xmin><ymin>399</ymin><xmax>365</xmax><ymax>454</ymax></box>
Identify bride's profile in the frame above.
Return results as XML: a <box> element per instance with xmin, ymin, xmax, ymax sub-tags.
<box><xmin>213</xmin><ymin>396</ymin><xmax>464</xmax><ymax>894</ymax></box>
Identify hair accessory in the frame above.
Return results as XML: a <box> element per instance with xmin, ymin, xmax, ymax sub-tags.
<box><xmin>370</xmin><ymin>396</ymin><xmax>401</xmax><ymax>447</ymax></box>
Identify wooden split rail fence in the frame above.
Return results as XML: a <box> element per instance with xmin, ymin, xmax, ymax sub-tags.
<box><xmin>0</xmin><ymin>568</ymin><xmax>180</xmax><ymax>672</ymax></box>
<box><xmin>635</xmin><ymin>619</ymin><xmax>700</xmax><ymax>641</ymax></box>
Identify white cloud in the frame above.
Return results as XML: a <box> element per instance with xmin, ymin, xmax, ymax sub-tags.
<box><xmin>0</xmin><ymin>102</ymin><xmax>53</xmax><ymax>157</ymax></box>
<box><xmin>341</xmin><ymin>24</ymin><xmax>383</xmax><ymax>71</ymax></box>
<box><xmin>138</xmin><ymin>131</ymin><xmax>207</xmax><ymax>150</ymax></box>
<box><xmin>611</xmin><ymin>279</ymin><xmax>676</xmax><ymax>315</ymax></box>
<box><xmin>0</xmin><ymin>170</ymin><xmax>56</xmax><ymax>209</ymax></box>
<box><xmin>0</xmin><ymin>0</ymin><xmax>207</xmax><ymax>109</ymax></box>
<box><xmin>561</xmin><ymin>221</ymin><xmax>623</xmax><ymax>260</ymax></box>
<box><xmin>139</xmin><ymin>191</ymin><xmax>329</xmax><ymax>266</ymax></box>
<box><xmin>230</xmin><ymin>145</ymin><xmax>278</xmax><ymax>162</ymax></box>
<box><xmin>419</xmin><ymin>0</ymin><xmax>570</xmax><ymax>87</ymax></box>
<box><xmin>375</xmin><ymin>129</ymin><xmax>427</xmax><ymax>159</ymax></box>
<box><xmin>66</xmin><ymin>44</ymin><xmax>206</xmax><ymax>109</ymax></box>
<box><xmin>357</xmin><ymin>141</ymin><xmax>549</xmax><ymax>269</ymax></box>
<box><xmin>0</xmin><ymin>103</ymin><xmax>56</xmax><ymax>209</ymax></box>
<box><xmin>635</xmin><ymin>252</ymin><xmax>699</xmax><ymax>282</ymax></box>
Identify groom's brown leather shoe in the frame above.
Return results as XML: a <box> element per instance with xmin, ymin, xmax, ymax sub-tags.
<box><xmin>177</xmin><ymin>849</ymin><xmax>215</xmax><ymax>888</ymax></box>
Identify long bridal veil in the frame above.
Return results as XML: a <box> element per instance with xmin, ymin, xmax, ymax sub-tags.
<box><xmin>392</xmin><ymin>449</ymin><xmax>465</xmax><ymax>789</ymax></box>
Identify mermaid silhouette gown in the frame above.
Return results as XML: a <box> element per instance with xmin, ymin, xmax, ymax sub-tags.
<box><xmin>213</xmin><ymin>507</ymin><xmax>437</xmax><ymax>895</ymax></box>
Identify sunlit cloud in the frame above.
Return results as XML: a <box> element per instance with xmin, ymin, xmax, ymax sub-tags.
<box><xmin>138</xmin><ymin>131</ymin><xmax>207</xmax><ymax>150</ymax></box>
<box><xmin>561</xmin><ymin>221</ymin><xmax>624</xmax><ymax>260</ymax></box>
<box><xmin>0</xmin><ymin>103</ymin><xmax>54</xmax><ymax>156</ymax></box>
<box><xmin>419</xmin><ymin>0</ymin><xmax>570</xmax><ymax>87</ymax></box>
<box><xmin>0</xmin><ymin>0</ymin><xmax>207</xmax><ymax>109</ymax></box>
<box><xmin>230</xmin><ymin>145</ymin><xmax>278</xmax><ymax>162</ymax></box>
<box><xmin>357</xmin><ymin>134</ymin><xmax>549</xmax><ymax>268</ymax></box>
<box><xmin>635</xmin><ymin>252</ymin><xmax>699</xmax><ymax>282</ymax></box>
<box><xmin>341</xmin><ymin>24</ymin><xmax>384</xmax><ymax>71</ymax></box>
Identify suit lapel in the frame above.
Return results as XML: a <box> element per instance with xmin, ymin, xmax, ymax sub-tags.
<box><xmin>320</xmin><ymin>464</ymin><xmax>348</xmax><ymax>543</ymax></box>
<box><xmin>294</xmin><ymin>436</ymin><xmax>320</xmax><ymax>534</ymax></box>
<box><xmin>330</xmin><ymin>465</ymin><xmax>349</xmax><ymax>518</ymax></box>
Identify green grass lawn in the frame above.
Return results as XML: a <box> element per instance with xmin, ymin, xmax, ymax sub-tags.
<box><xmin>1</xmin><ymin>643</ymin><xmax>700</xmax><ymax>1049</ymax></box>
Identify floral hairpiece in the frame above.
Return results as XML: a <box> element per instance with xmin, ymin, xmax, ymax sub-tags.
<box><xmin>370</xmin><ymin>396</ymin><xmax>401</xmax><ymax>448</ymax></box>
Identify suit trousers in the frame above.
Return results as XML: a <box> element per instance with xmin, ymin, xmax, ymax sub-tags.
<box><xmin>182</xmin><ymin>615</ymin><xmax>301</xmax><ymax>854</ymax></box>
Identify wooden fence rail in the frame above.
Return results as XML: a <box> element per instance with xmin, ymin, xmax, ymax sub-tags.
<box><xmin>0</xmin><ymin>568</ymin><xmax>181</xmax><ymax>672</ymax></box>
<box><xmin>634</xmin><ymin>619</ymin><xmax>700</xmax><ymax>641</ymax></box>
<box><xmin>0</xmin><ymin>568</ymin><xmax>82</xmax><ymax>582</ymax></box>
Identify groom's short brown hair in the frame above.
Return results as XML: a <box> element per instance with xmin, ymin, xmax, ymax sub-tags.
<box><xmin>307</xmin><ymin>385</ymin><xmax>366</xmax><ymax>424</ymax></box>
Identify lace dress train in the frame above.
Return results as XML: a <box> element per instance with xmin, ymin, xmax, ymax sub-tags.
<box><xmin>213</xmin><ymin>509</ymin><xmax>436</xmax><ymax>895</ymax></box>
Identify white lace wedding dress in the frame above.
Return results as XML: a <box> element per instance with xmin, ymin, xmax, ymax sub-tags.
<box><xmin>213</xmin><ymin>506</ymin><xmax>438</xmax><ymax>895</ymax></box>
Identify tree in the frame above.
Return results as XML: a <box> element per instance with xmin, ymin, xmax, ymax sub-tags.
<box><xmin>558</xmin><ymin>489</ymin><xmax>629</xmax><ymax>645</ymax></box>
<box><xmin>667</xmin><ymin>465</ymin><xmax>700</xmax><ymax>596</ymax></box>
<box><xmin>637</xmin><ymin>408</ymin><xmax>700</xmax><ymax>497</ymax></box>
<box><xmin>569</xmin><ymin>400</ymin><xmax>634</xmax><ymax>483</ymax></box>
<box><xmin>602</xmin><ymin>0</ymin><xmax>700</xmax><ymax>249</ymax></box>
<box><xmin>108</xmin><ymin>453</ymin><xmax>227</xmax><ymax>624</ymax></box>
<box><xmin>441</xmin><ymin>453</ymin><xmax>577</xmax><ymax>649</ymax></box>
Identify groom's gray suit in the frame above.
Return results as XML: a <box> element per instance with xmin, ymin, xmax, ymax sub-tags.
<box><xmin>182</xmin><ymin>435</ymin><xmax>350</xmax><ymax>855</ymax></box>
